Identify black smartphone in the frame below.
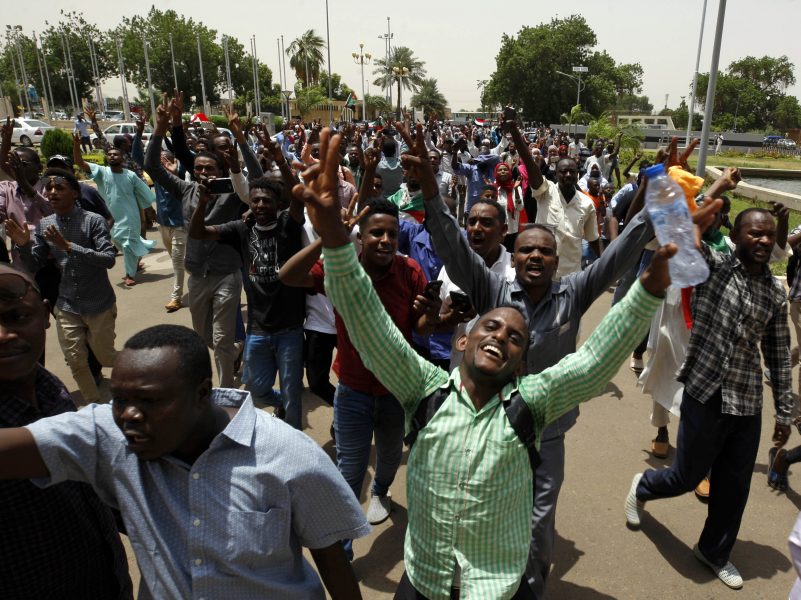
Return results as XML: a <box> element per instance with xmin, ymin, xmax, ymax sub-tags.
<box><xmin>207</xmin><ymin>178</ymin><xmax>234</xmax><ymax>195</ymax></box>
<box><xmin>503</xmin><ymin>105</ymin><xmax>517</xmax><ymax>122</ymax></box>
<box><xmin>449</xmin><ymin>291</ymin><xmax>472</xmax><ymax>312</ymax></box>
<box><xmin>423</xmin><ymin>280</ymin><xmax>443</xmax><ymax>300</ymax></box>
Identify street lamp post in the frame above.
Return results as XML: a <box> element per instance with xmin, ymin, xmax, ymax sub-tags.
<box><xmin>324</xmin><ymin>0</ymin><xmax>333</xmax><ymax>124</ymax></box>
<box><xmin>142</xmin><ymin>37</ymin><xmax>157</xmax><ymax>125</ymax></box>
<box><xmin>352</xmin><ymin>44</ymin><xmax>372</xmax><ymax>121</ymax></box>
<box><xmin>687</xmin><ymin>0</ymin><xmax>709</xmax><ymax>147</ymax></box>
<box><xmin>282</xmin><ymin>89</ymin><xmax>293</xmax><ymax>121</ymax></box>
<box><xmin>169</xmin><ymin>33</ymin><xmax>178</xmax><ymax>91</ymax></box>
<box><xmin>555</xmin><ymin>67</ymin><xmax>588</xmax><ymax>139</ymax></box>
<box><xmin>378</xmin><ymin>18</ymin><xmax>393</xmax><ymax>106</ymax></box>
<box><xmin>197</xmin><ymin>34</ymin><xmax>208</xmax><ymax>115</ymax></box>
<box><xmin>116</xmin><ymin>38</ymin><xmax>131</xmax><ymax>121</ymax></box>
<box><xmin>696</xmin><ymin>0</ymin><xmax>727</xmax><ymax>176</ymax></box>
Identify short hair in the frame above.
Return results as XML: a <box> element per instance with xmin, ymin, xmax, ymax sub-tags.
<box><xmin>427</xmin><ymin>148</ymin><xmax>441</xmax><ymax>159</ymax></box>
<box><xmin>360</xmin><ymin>198</ymin><xmax>399</xmax><ymax>227</ymax></box>
<box><xmin>556</xmin><ymin>157</ymin><xmax>578</xmax><ymax>170</ymax></box>
<box><xmin>733</xmin><ymin>207</ymin><xmax>772</xmax><ymax>233</ymax></box>
<box><xmin>43</xmin><ymin>167</ymin><xmax>81</xmax><ymax>194</ymax></box>
<box><xmin>194</xmin><ymin>151</ymin><xmax>224</xmax><ymax>172</ymax></box>
<box><xmin>14</xmin><ymin>146</ymin><xmax>40</xmax><ymax>165</ymax></box>
<box><xmin>470</xmin><ymin>198</ymin><xmax>506</xmax><ymax>225</ymax></box>
<box><xmin>112</xmin><ymin>136</ymin><xmax>129</xmax><ymax>150</ymax></box>
<box><xmin>520</xmin><ymin>223</ymin><xmax>558</xmax><ymax>246</ymax></box>
<box><xmin>249</xmin><ymin>176</ymin><xmax>285</xmax><ymax>203</ymax></box>
<box><xmin>124</xmin><ymin>325</ymin><xmax>211</xmax><ymax>387</ymax></box>
<box><xmin>381</xmin><ymin>137</ymin><xmax>397</xmax><ymax>158</ymax></box>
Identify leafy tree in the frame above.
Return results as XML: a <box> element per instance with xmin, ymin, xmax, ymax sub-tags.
<box><xmin>410</xmin><ymin>78</ymin><xmax>448</xmax><ymax>120</ymax></box>
<box><xmin>364</xmin><ymin>94</ymin><xmax>391</xmax><ymax>119</ymax></box>
<box><xmin>585</xmin><ymin>111</ymin><xmax>643</xmax><ymax>152</ymax></box>
<box><xmin>372</xmin><ymin>46</ymin><xmax>426</xmax><ymax>116</ymax></box>
<box><xmin>485</xmin><ymin>15</ymin><xmax>644</xmax><ymax>123</ymax></box>
<box><xmin>772</xmin><ymin>96</ymin><xmax>801</xmax><ymax>132</ymax></box>
<box><xmin>318</xmin><ymin>72</ymin><xmax>353</xmax><ymax>102</ymax></box>
<box><xmin>693</xmin><ymin>55</ymin><xmax>799</xmax><ymax>132</ymax></box>
<box><xmin>286</xmin><ymin>30</ymin><xmax>326</xmax><ymax>87</ymax></box>
<box><xmin>294</xmin><ymin>85</ymin><xmax>326</xmax><ymax>119</ymax></box>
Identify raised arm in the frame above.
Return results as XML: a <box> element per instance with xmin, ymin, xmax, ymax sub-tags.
<box><xmin>294</xmin><ymin>128</ymin><xmax>448</xmax><ymax>408</ymax></box>
<box><xmin>520</xmin><ymin>245</ymin><xmax>672</xmax><ymax>429</ymax></box>
<box><xmin>188</xmin><ymin>187</ymin><xmax>222</xmax><ymax>241</ymax></box>
<box><xmin>131</xmin><ymin>112</ymin><xmax>147</xmax><ymax>168</ymax></box>
<box><xmin>145</xmin><ymin>92</ymin><xmax>192</xmax><ymax>199</ymax></box>
<box><xmin>72</xmin><ymin>133</ymin><xmax>90</xmax><ymax>174</ymax></box>
<box><xmin>506</xmin><ymin>120</ymin><xmax>539</xmax><ymax>190</ymax></box>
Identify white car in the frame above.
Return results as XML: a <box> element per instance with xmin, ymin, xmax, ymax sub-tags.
<box><xmin>90</xmin><ymin>123</ymin><xmax>153</xmax><ymax>146</ymax></box>
<box><xmin>11</xmin><ymin>118</ymin><xmax>55</xmax><ymax>146</ymax></box>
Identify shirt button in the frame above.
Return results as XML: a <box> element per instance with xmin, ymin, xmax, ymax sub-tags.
<box><xmin>192</xmin><ymin>473</ymin><xmax>200</xmax><ymax>480</ymax></box>
<box><xmin>194</xmin><ymin>558</ymin><xmax>203</xmax><ymax>566</ymax></box>
<box><xmin>459</xmin><ymin>481</ymin><xmax>466</xmax><ymax>488</ymax></box>
<box><xmin>193</xmin><ymin>518</ymin><xmax>201</xmax><ymax>527</ymax></box>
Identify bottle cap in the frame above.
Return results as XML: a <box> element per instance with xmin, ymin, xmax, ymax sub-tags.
<box><xmin>643</xmin><ymin>163</ymin><xmax>666</xmax><ymax>178</ymax></box>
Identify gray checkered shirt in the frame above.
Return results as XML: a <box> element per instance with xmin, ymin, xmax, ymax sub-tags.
<box><xmin>18</xmin><ymin>205</ymin><xmax>116</xmax><ymax>315</ymax></box>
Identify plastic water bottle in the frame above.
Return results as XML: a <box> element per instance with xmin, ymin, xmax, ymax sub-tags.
<box><xmin>643</xmin><ymin>163</ymin><xmax>709</xmax><ymax>288</ymax></box>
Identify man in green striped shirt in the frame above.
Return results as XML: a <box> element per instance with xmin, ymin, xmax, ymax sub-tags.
<box><xmin>295</xmin><ymin>128</ymin><xmax>676</xmax><ymax>600</ymax></box>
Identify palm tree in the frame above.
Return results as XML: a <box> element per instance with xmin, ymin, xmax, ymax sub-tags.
<box><xmin>411</xmin><ymin>79</ymin><xmax>447</xmax><ymax>121</ymax></box>
<box><xmin>286</xmin><ymin>30</ymin><xmax>326</xmax><ymax>87</ymax></box>
<box><xmin>372</xmin><ymin>46</ymin><xmax>426</xmax><ymax>116</ymax></box>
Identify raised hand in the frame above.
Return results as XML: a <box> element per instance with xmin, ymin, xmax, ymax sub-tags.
<box><xmin>82</xmin><ymin>102</ymin><xmax>97</xmax><ymax>123</ymax></box>
<box><xmin>135</xmin><ymin>112</ymin><xmax>147</xmax><ymax>137</ymax></box>
<box><xmin>292</xmin><ymin>128</ymin><xmax>350</xmax><ymax>247</ymax></box>
<box><xmin>161</xmin><ymin>152</ymin><xmax>178</xmax><ymax>174</ymax></box>
<box><xmin>639</xmin><ymin>243</ymin><xmax>678</xmax><ymax>298</ymax></box>
<box><xmin>155</xmin><ymin>93</ymin><xmax>171</xmax><ymax>133</ymax></box>
<box><xmin>43</xmin><ymin>224</ymin><xmax>71</xmax><ymax>252</ymax></box>
<box><xmin>396</xmin><ymin>121</ymin><xmax>439</xmax><ymax>200</ymax></box>
<box><xmin>169</xmin><ymin>89</ymin><xmax>184</xmax><ymax>125</ymax></box>
<box><xmin>4</xmin><ymin>216</ymin><xmax>31</xmax><ymax>247</ymax></box>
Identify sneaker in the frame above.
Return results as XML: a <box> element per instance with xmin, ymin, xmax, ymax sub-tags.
<box><xmin>693</xmin><ymin>544</ymin><xmax>743</xmax><ymax>589</ymax></box>
<box><xmin>164</xmin><ymin>298</ymin><xmax>182</xmax><ymax>313</ymax></box>
<box><xmin>630</xmin><ymin>356</ymin><xmax>644</xmax><ymax>375</ymax></box>
<box><xmin>625</xmin><ymin>473</ymin><xmax>645</xmax><ymax>528</ymax></box>
<box><xmin>367</xmin><ymin>493</ymin><xmax>392</xmax><ymax>525</ymax></box>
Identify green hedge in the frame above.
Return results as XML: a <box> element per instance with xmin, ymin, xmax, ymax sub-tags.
<box><xmin>40</xmin><ymin>129</ymin><xmax>73</xmax><ymax>160</ymax></box>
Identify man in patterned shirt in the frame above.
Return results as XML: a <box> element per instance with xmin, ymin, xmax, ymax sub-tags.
<box><xmin>6</xmin><ymin>168</ymin><xmax>118</xmax><ymax>405</ymax></box>
<box><xmin>292</xmin><ymin>127</ymin><xmax>680</xmax><ymax>600</ymax></box>
<box><xmin>0</xmin><ymin>263</ymin><xmax>132</xmax><ymax>599</ymax></box>
<box><xmin>625</xmin><ymin>186</ymin><xmax>793</xmax><ymax>590</ymax></box>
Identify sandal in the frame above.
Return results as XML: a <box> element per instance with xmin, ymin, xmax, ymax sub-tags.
<box><xmin>768</xmin><ymin>447</ymin><xmax>789</xmax><ymax>491</ymax></box>
<box><xmin>123</xmin><ymin>276</ymin><xmax>137</xmax><ymax>287</ymax></box>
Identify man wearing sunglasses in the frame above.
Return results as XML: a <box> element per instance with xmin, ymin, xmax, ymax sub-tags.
<box><xmin>0</xmin><ymin>264</ymin><xmax>132</xmax><ymax>598</ymax></box>
<box><xmin>6</xmin><ymin>169</ymin><xmax>118</xmax><ymax>406</ymax></box>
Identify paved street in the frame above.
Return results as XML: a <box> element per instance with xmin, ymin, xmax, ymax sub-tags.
<box><xmin>42</xmin><ymin>229</ymin><xmax>801</xmax><ymax>599</ymax></box>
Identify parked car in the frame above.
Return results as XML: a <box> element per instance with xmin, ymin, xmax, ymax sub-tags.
<box><xmin>11</xmin><ymin>118</ymin><xmax>55</xmax><ymax>146</ymax></box>
<box><xmin>90</xmin><ymin>122</ymin><xmax>154</xmax><ymax>146</ymax></box>
<box><xmin>778</xmin><ymin>138</ymin><xmax>797</xmax><ymax>148</ymax></box>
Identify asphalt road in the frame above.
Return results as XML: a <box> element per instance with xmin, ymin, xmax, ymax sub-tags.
<box><xmin>41</xmin><ymin>229</ymin><xmax>801</xmax><ymax>599</ymax></box>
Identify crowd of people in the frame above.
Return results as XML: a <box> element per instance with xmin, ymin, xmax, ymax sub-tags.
<box><xmin>0</xmin><ymin>86</ymin><xmax>799</xmax><ymax>599</ymax></box>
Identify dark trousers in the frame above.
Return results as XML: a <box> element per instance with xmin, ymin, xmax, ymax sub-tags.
<box><xmin>304</xmin><ymin>329</ymin><xmax>337</xmax><ymax>405</ymax></box>
<box><xmin>637</xmin><ymin>389</ymin><xmax>761</xmax><ymax>566</ymax></box>
<box><xmin>395</xmin><ymin>571</ymin><xmax>534</xmax><ymax>600</ymax></box>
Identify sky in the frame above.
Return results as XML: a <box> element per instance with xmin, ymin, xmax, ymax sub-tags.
<box><xmin>8</xmin><ymin>0</ymin><xmax>801</xmax><ymax>115</ymax></box>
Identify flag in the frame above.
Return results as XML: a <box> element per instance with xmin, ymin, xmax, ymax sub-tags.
<box><xmin>474</xmin><ymin>118</ymin><xmax>486</xmax><ymax>127</ymax></box>
<box><xmin>345</xmin><ymin>92</ymin><xmax>357</xmax><ymax>108</ymax></box>
<box><xmin>388</xmin><ymin>188</ymin><xmax>425</xmax><ymax>223</ymax></box>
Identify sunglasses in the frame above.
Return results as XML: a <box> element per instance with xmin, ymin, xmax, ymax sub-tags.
<box><xmin>0</xmin><ymin>274</ymin><xmax>37</xmax><ymax>302</ymax></box>
<box><xmin>45</xmin><ymin>175</ymin><xmax>68</xmax><ymax>187</ymax></box>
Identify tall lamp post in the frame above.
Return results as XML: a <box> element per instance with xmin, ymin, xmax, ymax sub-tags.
<box><xmin>282</xmin><ymin>89</ymin><xmax>293</xmax><ymax>121</ymax></box>
<box><xmin>378</xmin><ymin>18</ymin><xmax>393</xmax><ymax>106</ymax></box>
<box><xmin>555</xmin><ymin>67</ymin><xmax>588</xmax><ymax>139</ymax></box>
<box><xmin>352</xmin><ymin>44</ymin><xmax>371</xmax><ymax>121</ymax></box>
<box><xmin>392</xmin><ymin>66</ymin><xmax>408</xmax><ymax>119</ymax></box>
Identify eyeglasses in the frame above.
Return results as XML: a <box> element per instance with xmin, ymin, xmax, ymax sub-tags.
<box><xmin>45</xmin><ymin>175</ymin><xmax>67</xmax><ymax>187</ymax></box>
<box><xmin>0</xmin><ymin>274</ymin><xmax>36</xmax><ymax>302</ymax></box>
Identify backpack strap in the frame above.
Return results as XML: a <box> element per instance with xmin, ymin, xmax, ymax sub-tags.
<box><xmin>502</xmin><ymin>391</ymin><xmax>541</xmax><ymax>472</ymax></box>
<box><xmin>404</xmin><ymin>386</ymin><xmax>449</xmax><ymax>449</ymax></box>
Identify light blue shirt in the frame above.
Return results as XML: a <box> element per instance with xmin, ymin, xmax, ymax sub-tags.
<box><xmin>27</xmin><ymin>389</ymin><xmax>370</xmax><ymax>600</ymax></box>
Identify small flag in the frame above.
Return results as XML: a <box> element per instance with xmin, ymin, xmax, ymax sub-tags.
<box><xmin>474</xmin><ymin>118</ymin><xmax>486</xmax><ymax>127</ymax></box>
<box><xmin>345</xmin><ymin>92</ymin><xmax>357</xmax><ymax>108</ymax></box>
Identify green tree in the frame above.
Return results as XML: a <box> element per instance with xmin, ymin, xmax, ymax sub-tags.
<box><xmin>485</xmin><ymin>15</ymin><xmax>644</xmax><ymax>123</ymax></box>
<box><xmin>410</xmin><ymin>78</ymin><xmax>447</xmax><ymax>120</ymax></box>
<box><xmin>318</xmin><ymin>72</ymin><xmax>353</xmax><ymax>101</ymax></box>
<box><xmin>372</xmin><ymin>46</ymin><xmax>426</xmax><ymax>116</ymax></box>
<box><xmin>294</xmin><ymin>85</ymin><xmax>326</xmax><ymax>119</ymax></box>
<box><xmin>286</xmin><ymin>30</ymin><xmax>326</xmax><ymax>87</ymax></box>
<box><xmin>693</xmin><ymin>55</ymin><xmax>799</xmax><ymax>132</ymax></box>
<box><xmin>364</xmin><ymin>94</ymin><xmax>391</xmax><ymax>119</ymax></box>
<box><xmin>772</xmin><ymin>96</ymin><xmax>801</xmax><ymax>132</ymax></box>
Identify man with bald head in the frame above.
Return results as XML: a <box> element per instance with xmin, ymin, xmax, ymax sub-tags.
<box><xmin>295</xmin><ymin>125</ymin><xmax>675</xmax><ymax>600</ymax></box>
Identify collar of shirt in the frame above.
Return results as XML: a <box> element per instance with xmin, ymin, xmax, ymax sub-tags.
<box><xmin>57</xmin><ymin>205</ymin><xmax>82</xmax><ymax>223</ymax></box>
<box><xmin>0</xmin><ymin>366</ymin><xmax>76</xmax><ymax>427</ymax></box>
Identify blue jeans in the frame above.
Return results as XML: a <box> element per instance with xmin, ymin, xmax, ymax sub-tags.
<box><xmin>242</xmin><ymin>327</ymin><xmax>304</xmax><ymax>429</ymax></box>
<box><xmin>334</xmin><ymin>383</ymin><xmax>406</xmax><ymax>558</ymax></box>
